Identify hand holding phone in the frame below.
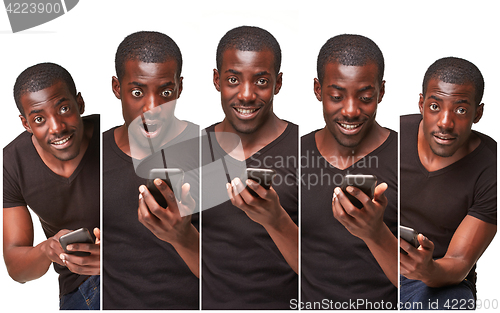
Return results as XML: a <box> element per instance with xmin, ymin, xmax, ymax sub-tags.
<box><xmin>146</xmin><ymin>168</ymin><xmax>184</xmax><ymax>207</ymax></box>
<box><xmin>59</xmin><ymin>228</ymin><xmax>94</xmax><ymax>256</ymax></box>
<box><xmin>340</xmin><ymin>174</ymin><xmax>377</xmax><ymax>209</ymax></box>
<box><xmin>400</xmin><ymin>225</ymin><xmax>420</xmax><ymax>254</ymax></box>
<box><xmin>243</xmin><ymin>168</ymin><xmax>276</xmax><ymax>197</ymax></box>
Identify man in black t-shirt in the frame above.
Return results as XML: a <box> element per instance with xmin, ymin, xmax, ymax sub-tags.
<box><xmin>301</xmin><ymin>35</ymin><xmax>398</xmax><ymax>309</ymax></box>
<box><xmin>201</xmin><ymin>26</ymin><xmax>298</xmax><ymax>309</ymax></box>
<box><xmin>3</xmin><ymin>63</ymin><xmax>100</xmax><ymax>310</ymax></box>
<box><xmin>102</xmin><ymin>31</ymin><xmax>199</xmax><ymax>309</ymax></box>
<box><xmin>400</xmin><ymin>57</ymin><xmax>496</xmax><ymax>310</ymax></box>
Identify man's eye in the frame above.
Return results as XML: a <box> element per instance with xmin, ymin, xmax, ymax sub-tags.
<box><xmin>132</xmin><ymin>90</ymin><xmax>143</xmax><ymax>97</ymax></box>
<box><xmin>60</xmin><ymin>106</ymin><xmax>70</xmax><ymax>113</ymax></box>
<box><xmin>256</xmin><ymin>78</ymin><xmax>268</xmax><ymax>85</ymax></box>
<box><xmin>330</xmin><ymin>95</ymin><xmax>342</xmax><ymax>102</ymax></box>
<box><xmin>34</xmin><ymin>116</ymin><xmax>44</xmax><ymax>124</ymax></box>
<box><xmin>456</xmin><ymin>107</ymin><xmax>467</xmax><ymax>115</ymax></box>
<box><xmin>429</xmin><ymin>103</ymin><xmax>439</xmax><ymax>111</ymax></box>
<box><xmin>360</xmin><ymin>96</ymin><xmax>373</xmax><ymax>102</ymax></box>
<box><xmin>162</xmin><ymin>90</ymin><xmax>173</xmax><ymax>97</ymax></box>
<box><xmin>228</xmin><ymin>77</ymin><xmax>238</xmax><ymax>84</ymax></box>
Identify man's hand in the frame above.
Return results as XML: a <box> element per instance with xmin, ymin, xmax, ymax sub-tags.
<box><xmin>332</xmin><ymin>182</ymin><xmax>398</xmax><ymax>286</ymax></box>
<box><xmin>138</xmin><ymin>179</ymin><xmax>196</xmax><ymax>245</ymax></box>
<box><xmin>227</xmin><ymin>177</ymin><xmax>298</xmax><ymax>273</ymax></box>
<box><xmin>332</xmin><ymin>182</ymin><xmax>388</xmax><ymax>241</ymax></box>
<box><xmin>59</xmin><ymin>228</ymin><xmax>101</xmax><ymax>276</ymax></box>
<box><xmin>41</xmin><ymin>229</ymin><xmax>72</xmax><ymax>267</ymax></box>
<box><xmin>226</xmin><ymin>178</ymin><xmax>286</xmax><ymax>229</ymax></box>
<box><xmin>138</xmin><ymin>179</ymin><xmax>199</xmax><ymax>277</ymax></box>
<box><xmin>400</xmin><ymin>234</ymin><xmax>436</xmax><ymax>282</ymax></box>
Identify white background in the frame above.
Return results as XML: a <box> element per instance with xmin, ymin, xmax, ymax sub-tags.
<box><xmin>0</xmin><ymin>0</ymin><xmax>498</xmax><ymax>311</ymax></box>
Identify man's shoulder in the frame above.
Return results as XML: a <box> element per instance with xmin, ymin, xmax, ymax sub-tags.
<box><xmin>4</xmin><ymin>131</ymin><xmax>32</xmax><ymax>157</ymax></box>
<box><xmin>474</xmin><ymin>130</ymin><xmax>497</xmax><ymax>158</ymax></box>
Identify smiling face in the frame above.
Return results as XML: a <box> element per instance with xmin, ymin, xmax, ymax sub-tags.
<box><xmin>112</xmin><ymin>59</ymin><xmax>182</xmax><ymax>150</ymax></box>
<box><xmin>213</xmin><ymin>49</ymin><xmax>282</xmax><ymax>134</ymax></box>
<box><xmin>315</xmin><ymin>62</ymin><xmax>384</xmax><ymax>148</ymax></box>
<box><xmin>20</xmin><ymin>80</ymin><xmax>85</xmax><ymax>162</ymax></box>
<box><xmin>419</xmin><ymin>78</ymin><xmax>483</xmax><ymax>158</ymax></box>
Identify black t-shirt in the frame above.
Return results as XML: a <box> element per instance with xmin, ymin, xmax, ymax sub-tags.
<box><xmin>300</xmin><ymin>129</ymin><xmax>398</xmax><ymax>309</ymax></box>
<box><xmin>400</xmin><ymin>114</ymin><xmax>496</xmax><ymax>284</ymax></box>
<box><xmin>201</xmin><ymin>122</ymin><xmax>299</xmax><ymax>309</ymax></box>
<box><xmin>3</xmin><ymin>114</ymin><xmax>100</xmax><ymax>297</ymax></box>
<box><xmin>102</xmin><ymin>121</ymin><xmax>199</xmax><ymax>310</ymax></box>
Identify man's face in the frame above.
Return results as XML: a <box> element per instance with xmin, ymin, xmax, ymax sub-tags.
<box><xmin>20</xmin><ymin>81</ymin><xmax>85</xmax><ymax>161</ymax></box>
<box><xmin>315</xmin><ymin>62</ymin><xmax>384</xmax><ymax>148</ymax></box>
<box><xmin>213</xmin><ymin>49</ymin><xmax>282</xmax><ymax>134</ymax></box>
<box><xmin>419</xmin><ymin>78</ymin><xmax>483</xmax><ymax>157</ymax></box>
<box><xmin>112</xmin><ymin>59</ymin><xmax>182</xmax><ymax>149</ymax></box>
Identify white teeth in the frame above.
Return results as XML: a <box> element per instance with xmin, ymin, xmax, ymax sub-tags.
<box><xmin>340</xmin><ymin>123</ymin><xmax>361</xmax><ymax>130</ymax></box>
<box><xmin>52</xmin><ymin>135</ymin><xmax>71</xmax><ymax>145</ymax></box>
<box><xmin>236</xmin><ymin>108</ymin><xmax>257</xmax><ymax>114</ymax></box>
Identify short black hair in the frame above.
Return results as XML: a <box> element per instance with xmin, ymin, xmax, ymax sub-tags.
<box><xmin>317</xmin><ymin>34</ymin><xmax>384</xmax><ymax>85</ymax></box>
<box><xmin>115</xmin><ymin>31</ymin><xmax>183</xmax><ymax>81</ymax></box>
<box><xmin>13</xmin><ymin>62</ymin><xmax>77</xmax><ymax>117</ymax></box>
<box><xmin>422</xmin><ymin>57</ymin><xmax>484</xmax><ymax>106</ymax></box>
<box><xmin>216</xmin><ymin>26</ymin><xmax>281</xmax><ymax>75</ymax></box>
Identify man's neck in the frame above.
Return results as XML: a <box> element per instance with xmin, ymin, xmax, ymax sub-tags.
<box><xmin>214</xmin><ymin>113</ymin><xmax>288</xmax><ymax>161</ymax></box>
<box><xmin>417</xmin><ymin>121</ymin><xmax>480</xmax><ymax>172</ymax></box>
<box><xmin>34</xmin><ymin>119</ymin><xmax>93</xmax><ymax>179</ymax></box>
<box><xmin>315</xmin><ymin>122</ymin><xmax>389</xmax><ymax>170</ymax></box>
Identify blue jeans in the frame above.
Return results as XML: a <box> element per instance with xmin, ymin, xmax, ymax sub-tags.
<box><xmin>400</xmin><ymin>275</ymin><xmax>475</xmax><ymax>310</ymax></box>
<box><xmin>59</xmin><ymin>275</ymin><xmax>100</xmax><ymax>310</ymax></box>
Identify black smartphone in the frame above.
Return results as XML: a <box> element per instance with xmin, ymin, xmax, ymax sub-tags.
<box><xmin>340</xmin><ymin>174</ymin><xmax>377</xmax><ymax>209</ymax></box>
<box><xmin>243</xmin><ymin>168</ymin><xmax>276</xmax><ymax>197</ymax></box>
<box><xmin>59</xmin><ymin>228</ymin><xmax>94</xmax><ymax>256</ymax></box>
<box><xmin>146</xmin><ymin>168</ymin><xmax>184</xmax><ymax>208</ymax></box>
<box><xmin>245</xmin><ymin>168</ymin><xmax>276</xmax><ymax>189</ymax></box>
<box><xmin>400</xmin><ymin>225</ymin><xmax>420</xmax><ymax>254</ymax></box>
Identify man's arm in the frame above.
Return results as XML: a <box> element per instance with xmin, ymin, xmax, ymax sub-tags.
<box><xmin>332</xmin><ymin>183</ymin><xmax>398</xmax><ymax>286</ymax></box>
<box><xmin>138</xmin><ymin>179</ymin><xmax>199</xmax><ymax>278</ymax></box>
<box><xmin>227</xmin><ymin>178</ymin><xmax>298</xmax><ymax>274</ymax></box>
<box><xmin>400</xmin><ymin>215</ymin><xmax>496</xmax><ymax>287</ymax></box>
<box><xmin>3</xmin><ymin>206</ymin><xmax>65</xmax><ymax>282</ymax></box>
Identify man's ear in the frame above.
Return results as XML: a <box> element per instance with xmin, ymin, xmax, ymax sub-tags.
<box><xmin>274</xmin><ymin>72</ymin><xmax>283</xmax><ymax>95</ymax></box>
<box><xmin>377</xmin><ymin>80</ymin><xmax>386</xmax><ymax>103</ymax></box>
<box><xmin>313</xmin><ymin>78</ymin><xmax>322</xmax><ymax>102</ymax></box>
<box><xmin>112</xmin><ymin>76</ymin><xmax>121</xmax><ymax>99</ymax></box>
<box><xmin>473</xmin><ymin>103</ymin><xmax>484</xmax><ymax>123</ymax></box>
<box><xmin>76</xmin><ymin>92</ymin><xmax>85</xmax><ymax>114</ymax></box>
<box><xmin>177</xmin><ymin>76</ymin><xmax>183</xmax><ymax>98</ymax></box>
<box><xmin>213</xmin><ymin>69</ymin><xmax>221</xmax><ymax>92</ymax></box>
<box><xmin>20</xmin><ymin>115</ymin><xmax>32</xmax><ymax>133</ymax></box>
<box><xmin>418</xmin><ymin>93</ymin><xmax>424</xmax><ymax>115</ymax></box>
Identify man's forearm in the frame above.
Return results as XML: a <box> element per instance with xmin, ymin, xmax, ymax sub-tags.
<box><xmin>363</xmin><ymin>224</ymin><xmax>398</xmax><ymax>286</ymax></box>
<box><xmin>5</xmin><ymin>242</ymin><xmax>52</xmax><ymax>283</ymax></box>
<box><xmin>264</xmin><ymin>211</ymin><xmax>298</xmax><ymax>274</ymax></box>
<box><xmin>171</xmin><ymin>224</ymin><xmax>200</xmax><ymax>278</ymax></box>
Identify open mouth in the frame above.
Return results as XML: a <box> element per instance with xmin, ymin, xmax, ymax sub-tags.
<box><xmin>50</xmin><ymin>134</ymin><xmax>73</xmax><ymax>147</ymax></box>
<box><xmin>433</xmin><ymin>133</ymin><xmax>456</xmax><ymax>144</ymax></box>
<box><xmin>232</xmin><ymin>106</ymin><xmax>262</xmax><ymax>120</ymax></box>
<box><xmin>337</xmin><ymin>121</ymin><xmax>364</xmax><ymax>134</ymax></box>
<box><xmin>140</xmin><ymin>120</ymin><xmax>163</xmax><ymax>139</ymax></box>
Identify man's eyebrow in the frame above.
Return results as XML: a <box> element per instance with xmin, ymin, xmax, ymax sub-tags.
<box><xmin>358</xmin><ymin>85</ymin><xmax>375</xmax><ymax>92</ymax></box>
<box><xmin>158</xmin><ymin>81</ymin><xmax>175</xmax><ymax>89</ymax></box>
<box><xmin>27</xmin><ymin>97</ymin><xmax>69</xmax><ymax>116</ymax></box>
<box><xmin>429</xmin><ymin>95</ymin><xmax>442</xmax><ymax>102</ymax></box>
<box><xmin>254</xmin><ymin>71</ymin><xmax>271</xmax><ymax>77</ymax></box>
<box><xmin>327</xmin><ymin>84</ymin><xmax>345</xmax><ymax>91</ymax></box>
<box><xmin>226</xmin><ymin>69</ymin><xmax>242</xmax><ymax>75</ymax></box>
<box><xmin>455</xmin><ymin>99</ymin><xmax>471</xmax><ymax>105</ymax></box>
<box><xmin>129</xmin><ymin>81</ymin><xmax>147</xmax><ymax>87</ymax></box>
